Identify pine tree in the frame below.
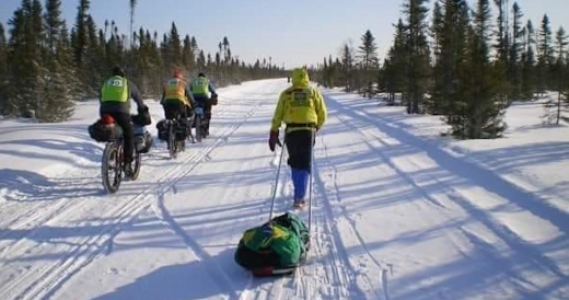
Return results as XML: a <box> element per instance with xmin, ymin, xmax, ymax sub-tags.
<box><xmin>492</xmin><ymin>0</ymin><xmax>510</xmax><ymax>105</ymax></box>
<box><xmin>521</xmin><ymin>20</ymin><xmax>536</xmax><ymax>100</ymax></box>
<box><xmin>166</xmin><ymin>22</ymin><xmax>182</xmax><ymax>71</ymax></box>
<box><xmin>509</xmin><ymin>2</ymin><xmax>523</xmax><ymax>99</ymax></box>
<box><xmin>5</xmin><ymin>8</ymin><xmax>27</xmax><ymax>116</ymax></box>
<box><xmin>537</xmin><ymin>14</ymin><xmax>553</xmax><ymax>93</ymax></box>
<box><xmin>8</xmin><ymin>0</ymin><xmax>45</xmax><ymax>119</ymax></box>
<box><xmin>429</xmin><ymin>0</ymin><xmax>444</xmax><ymax>113</ymax></box>
<box><xmin>402</xmin><ymin>0</ymin><xmax>431</xmax><ymax>114</ymax></box>
<box><xmin>431</xmin><ymin>0</ymin><xmax>470</xmax><ymax>118</ymax></box>
<box><xmin>431</xmin><ymin>1</ymin><xmax>443</xmax><ymax>58</ymax></box>
<box><xmin>197</xmin><ymin>49</ymin><xmax>206</xmax><ymax>71</ymax></box>
<box><xmin>493</xmin><ymin>0</ymin><xmax>509</xmax><ymax>64</ymax></box>
<box><xmin>358</xmin><ymin>30</ymin><xmax>380</xmax><ymax>98</ymax></box>
<box><xmin>461</xmin><ymin>0</ymin><xmax>507</xmax><ymax>138</ymax></box>
<box><xmin>182</xmin><ymin>34</ymin><xmax>195</xmax><ymax>75</ymax></box>
<box><xmin>552</xmin><ymin>27</ymin><xmax>567</xmax><ymax>124</ymax></box>
<box><xmin>0</xmin><ymin>23</ymin><xmax>8</xmax><ymax>115</ymax></box>
<box><xmin>44</xmin><ymin>0</ymin><xmax>63</xmax><ymax>51</ymax></box>
<box><xmin>73</xmin><ymin>0</ymin><xmax>89</xmax><ymax>66</ymax></box>
<box><xmin>382</xmin><ymin>19</ymin><xmax>408</xmax><ymax>105</ymax></box>
<box><xmin>322</xmin><ymin>55</ymin><xmax>338</xmax><ymax>88</ymax></box>
<box><xmin>222</xmin><ymin>37</ymin><xmax>231</xmax><ymax>63</ymax></box>
<box><xmin>129</xmin><ymin>0</ymin><xmax>137</xmax><ymax>48</ymax></box>
<box><xmin>41</xmin><ymin>0</ymin><xmax>75</xmax><ymax>121</ymax></box>
<box><xmin>0</xmin><ymin>1</ymin><xmax>288</xmax><ymax>118</ymax></box>
<box><xmin>339</xmin><ymin>42</ymin><xmax>355</xmax><ymax>92</ymax></box>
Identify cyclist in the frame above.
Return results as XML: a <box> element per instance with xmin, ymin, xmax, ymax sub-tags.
<box><xmin>99</xmin><ymin>66</ymin><xmax>147</xmax><ymax>176</ymax></box>
<box><xmin>161</xmin><ymin>68</ymin><xmax>195</xmax><ymax>139</ymax></box>
<box><xmin>190</xmin><ymin>72</ymin><xmax>217</xmax><ymax>137</ymax></box>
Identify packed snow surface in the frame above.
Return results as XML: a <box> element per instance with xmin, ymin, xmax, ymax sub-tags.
<box><xmin>0</xmin><ymin>79</ymin><xmax>567</xmax><ymax>299</ymax></box>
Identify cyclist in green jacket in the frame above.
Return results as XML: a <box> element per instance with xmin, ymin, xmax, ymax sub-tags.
<box><xmin>99</xmin><ymin>66</ymin><xmax>148</xmax><ymax>176</ymax></box>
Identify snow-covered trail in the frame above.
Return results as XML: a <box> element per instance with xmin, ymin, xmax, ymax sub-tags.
<box><xmin>310</xmin><ymin>93</ymin><xmax>568</xmax><ymax>299</ymax></box>
<box><xmin>0</xmin><ymin>80</ymin><xmax>283</xmax><ymax>300</ymax></box>
<box><xmin>0</xmin><ymin>79</ymin><xmax>567</xmax><ymax>300</ymax></box>
<box><xmin>223</xmin><ymin>90</ymin><xmax>568</xmax><ymax>300</ymax></box>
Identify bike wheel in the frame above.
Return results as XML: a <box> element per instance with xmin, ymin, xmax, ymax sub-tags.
<box><xmin>130</xmin><ymin>151</ymin><xmax>142</xmax><ymax>180</ymax></box>
<box><xmin>195</xmin><ymin>117</ymin><xmax>202</xmax><ymax>143</ymax></box>
<box><xmin>102</xmin><ymin>142</ymin><xmax>121</xmax><ymax>194</ymax></box>
<box><xmin>168</xmin><ymin>121</ymin><xmax>177</xmax><ymax>159</ymax></box>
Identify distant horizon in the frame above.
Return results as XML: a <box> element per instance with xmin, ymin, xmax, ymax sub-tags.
<box><xmin>1</xmin><ymin>0</ymin><xmax>568</xmax><ymax>68</ymax></box>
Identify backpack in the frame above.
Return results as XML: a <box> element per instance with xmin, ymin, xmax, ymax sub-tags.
<box><xmin>234</xmin><ymin>212</ymin><xmax>310</xmax><ymax>276</ymax></box>
<box><xmin>156</xmin><ymin>119</ymin><xmax>169</xmax><ymax>141</ymax></box>
<box><xmin>88</xmin><ymin>119</ymin><xmax>123</xmax><ymax>142</ymax></box>
<box><xmin>134</xmin><ymin>126</ymin><xmax>153</xmax><ymax>153</ymax></box>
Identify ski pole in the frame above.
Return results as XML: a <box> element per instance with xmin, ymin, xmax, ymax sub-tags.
<box><xmin>268</xmin><ymin>137</ymin><xmax>286</xmax><ymax>221</ymax></box>
<box><xmin>308</xmin><ymin>128</ymin><xmax>315</xmax><ymax>234</ymax></box>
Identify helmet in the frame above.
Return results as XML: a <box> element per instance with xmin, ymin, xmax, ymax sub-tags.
<box><xmin>198</xmin><ymin>72</ymin><xmax>205</xmax><ymax>77</ymax></box>
<box><xmin>173</xmin><ymin>68</ymin><xmax>183</xmax><ymax>79</ymax></box>
<box><xmin>112</xmin><ymin>66</ymin><xmax>126</xmax><ymax>77</ymax></box>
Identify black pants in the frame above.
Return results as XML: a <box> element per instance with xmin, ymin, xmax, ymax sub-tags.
<box><xmin>163</xmin><ymin>101</ymin><xmax>189</xmax><ymax>138</ymax></box>
<box><xmin>100</xmin><ymin>112</ymin><xmax>134</xmax><ymax>163</ymax></box>
<box><xmin>163</xmin><ymin>101</ymin><xmax>187</xmax><ymax>121</ymax></box>
<box><xmin>285</xmin><ymin>130</ymin><xmax>314</xmax><ymax>171</ymax></box>
<box><xmin>194</xmin><ymin>95</ymin><xmax>212</xmax><ymax>128</ymax></box>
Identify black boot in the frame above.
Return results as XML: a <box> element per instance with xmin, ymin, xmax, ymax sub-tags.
<box><xmin>123</xmin><ymin>160</ymin><xmax>133</xmax><ymax>178</ymax></box>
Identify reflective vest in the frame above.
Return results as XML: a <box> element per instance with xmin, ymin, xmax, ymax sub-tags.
<box><xmin>164</xmin><ymin>78</ymin><xmax>187</xmax><ymax>104</ymax></box>
<box><xmin>192</xmin><ymin>77</ymin><xmax>209</xmax><ymax>95</ymax></box>
<box><xmin>101</xmin><ymin>76</ymin><xmax>129</xmax><ymax>103</ymax></box>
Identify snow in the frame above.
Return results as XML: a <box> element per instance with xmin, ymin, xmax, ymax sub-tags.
<box><xmin>0</xmin><ymin>79</ymin><xmax>567</xmax><ymax>300</ymax></box>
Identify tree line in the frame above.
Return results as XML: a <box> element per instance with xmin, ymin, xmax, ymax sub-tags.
<box><xmin>316</xmin><ymin>0</ymin><xmax>569</xmax><ymax>139</ymax></box>
<box><xmin>0</xmin><ymin>0</ymin><xmax>286</xmax><ymax>122</ymax></box>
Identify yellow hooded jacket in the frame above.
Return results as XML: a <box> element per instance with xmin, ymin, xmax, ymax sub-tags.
<box><xmin>270</xmin><ymin>68</ymin><xmax>327</xmax><ymax>133</ymax></box>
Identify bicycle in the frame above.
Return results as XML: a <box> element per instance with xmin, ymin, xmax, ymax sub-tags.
<box><xmin>193</xmin><ymin>104</ymin><xmax>209</xmax><ymax>143</ymax></box>
<box><xmin>165</xmin><ymin>113</ymin><xmax>187</xmax><ymax>159</ymax></box>
<box><xmin>100</xmin><ymin>116</ymin><xmax>143</xmax><ymax>194</ymax></box>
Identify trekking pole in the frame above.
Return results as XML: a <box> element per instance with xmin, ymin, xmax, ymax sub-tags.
<box><xmin>268</xmin><ymin>138</ymin><xmax>286</xmax><ymax>221</ymax></box>
<box><xmin>308</xmin><ymin>129</ymin><xmax>315</xmax><ymax>233</ymax></box>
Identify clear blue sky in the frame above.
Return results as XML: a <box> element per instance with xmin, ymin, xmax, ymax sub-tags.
<box><xmin>1</xmin><ymin>0</ymin><xmax>568</xmax><ymax>68</ymax></box>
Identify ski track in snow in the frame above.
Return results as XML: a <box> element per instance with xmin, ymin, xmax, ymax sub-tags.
<box><xmin>239</xmin><ymin>105</ymin><xmax>383</xmax><ymax>300</ymax></box>
<box><xmin>0</xmin><ymin>97</ymin><xmax>256</xmax><ymax>300</ymax></box>
<box><xmin>151</xmin><ymin>100</ymin><xmax>264</xmax><ymax>300</ymax></box>
<box><xmin>325</xmin><ymin>94</ymin><xmax>569</xmax><ymax>299</ymax></box>
<box><xmin>1</xmin><ymin>81</ymin><xmax>567</xmax><ymax>299</ymax></box>
<box><xmin>238</xmin><ymin>92</ymin><xmax>568</xmax><ymax>299</ymax></box>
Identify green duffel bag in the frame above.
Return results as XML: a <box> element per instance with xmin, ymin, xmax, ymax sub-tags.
<box><xmin>234</xmin><ymin>212</ymin><xmax>310</xmax><ymax>276</ymax></box>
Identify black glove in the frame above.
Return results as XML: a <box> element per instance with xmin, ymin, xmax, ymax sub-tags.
<box><xmin>268</xmin><ymin>130</ymin><xmax>282</xmax><ymax>152</ymax></box>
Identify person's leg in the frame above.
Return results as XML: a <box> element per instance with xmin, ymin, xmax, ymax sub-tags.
<box><xmin>163</xmin><ymin>102</ymin><xmax>176</xmax><ymax>120</ymax></box>
<box><xmin>285</xmin><ymin>130</ymin><xmax>313</xmax><ymax>202</ymax></box>
<box><xmin>113</xmin><ymin>113</ymin><xmax>134</xmax><ymax>165</ymax></box>
<box><xmin>177</xmin><ymin>102</ymin><xmax>188</xmax><ymax>139</ymax></box>
<box><xmin>205</xmin><ymin>100</ymin><xmax>212</xmax><ymax>135</ymax></box>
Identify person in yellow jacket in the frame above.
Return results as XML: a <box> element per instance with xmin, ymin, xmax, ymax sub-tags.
<box><xmin>269</xmin><ymin>67</ymin><xmax>327</xmax><ymax>207</ymax></box>
<box><xmin>161</xmin><ymin>69</ymin><xmax>195</xmax><ymax>139</ymax></box>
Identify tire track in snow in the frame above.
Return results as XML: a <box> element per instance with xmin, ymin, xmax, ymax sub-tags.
<box><xmin>238</xmin><ymin>138</ymin><xmax>297</xmax><ymax>300</ymax></box>
<box><xmin>240</xmin><ymin>106</ymin><xmax>384</xmax><ymax>299</ymax></box>
<box><xmin>0</xmin><ymin>100</ymin><xmax>256</xmax><ymax>300</ymax></box>
<box><xmin>150</xmin><ymin>101</ymin><xmax>264</xmax><ymax>300</ymax></box>
<box><xmin>4</xmin><ymin>138</ymin><xmax>216</xmax><ymax>300</ymax></box>
<box><xmin>0</xmin><ymin>95</ymin><xmax>242</xmax><ymax>258</ymax></box>
<box><xmin>0</xmin><ymin>98</ymin><xmax>239</xmax><ymax>243</ymax></box>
